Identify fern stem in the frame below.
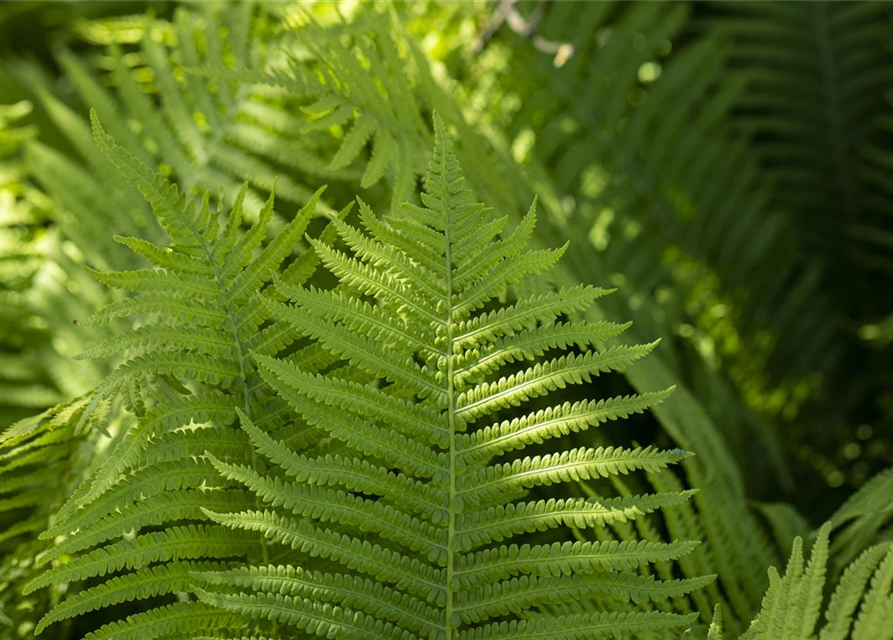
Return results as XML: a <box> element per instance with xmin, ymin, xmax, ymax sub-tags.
<box><xmin>442</xmin><ymin>135</ymin><xmax>458</xmax><ymax>640</ymax></box>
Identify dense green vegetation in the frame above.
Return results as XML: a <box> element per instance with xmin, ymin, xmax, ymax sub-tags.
<box><xmin>1</xmin><ymin>2</ymin><xmax>892</xmax><ymax>639</ymax></box>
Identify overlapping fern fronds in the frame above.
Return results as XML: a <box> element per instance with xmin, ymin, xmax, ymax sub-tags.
<box><xmin>704</xmin><ymin>525</ymin><xmax>893</xmax><ymax>640</ymax></box>
<box><xmin>4</xmin><ymin>3</ymin><xmax>892</xmax><ymax>639</ymax></box>
<box><xmin>1</xmin><ymin>103</ymin><xmax>113</xmax><ymax>635</ymax></box>
<box><xmin>9</xmin><ymin>3</ymin><xmax>343</xmax><ymax>225</ymax></box>
<box><xmin>194</xmin><ymin>114</ymin><xmax>700</xmax><ymax>639</ymax></box>
<box><xmin>478</xmin><ymin>0</ymin><xmax>837</xmax><ymax>385</ymax></box>
<box><xmin>457</xmin><ymin>9</ymin><xmax>852</xmax><ymax>632</ymax></box>
<box><xmin>0</xmin><ymin>100</ymin><xmax>109</xmax><ymax>427</ymax></box>
<box><xmin>0</xmin><ymin>398</ymin><xmax>94</xmax><ymax>633</ymax></box>
<box><xmin>23</xmin><ymin>111</ymin><xmax>337</xmax><ymax>639</ymax></box>
<box><xmin>200</xmin><ymin>6</ymin><xmax>434</xmax><ymax>215</ymax></box>
<box><xmin>462</xmin><ymin>2</ymin><xmax>827</xmax><ymax>503</ymax></box>
<box><xmin>0</xmin><ymin>101</ymin><xmax>61</xmax><ymax>427</ymax></box>
<box><xmin>710</xmin><ymin>0</ymin><xmax>893</xmax><ymax>516</ymax></box>
<box><xmin>713</xmin><ymin>1</ymin><xmax>893</xmax><ymax>280</ymax></box>
<box><xmin>209</xmin><ymin>7</ymin><xmax>798</xmax><ymax>635</ymax></box>
<box><xmin>695</xmin><ymin>461</ymin><xmax>893</xmax><ymax>640</ymax></box>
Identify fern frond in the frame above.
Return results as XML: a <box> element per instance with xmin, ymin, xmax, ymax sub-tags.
<box><xmin>233</xmin><ymin>12</ymin><xmax>432</xmax><ymax>210</ymax></box>
<box><xmin>29</xmin><ymin>109</ymin><xmax>336</xmax><ymax>637</ymax></box>
<box><xmin>715</xmin><ymin>1</ymin><xmax>893</xmax><ymax>291</ymax></box>
<box><xmin>819</xmin><ymin>545</ymin><xmax>891</xmax><ymax>640</ymax></box>
<box><xmin>0</xmin><ymin>399</ymin><xmax>89</xmax><ymax>629</ymax></box>
<box><xmin>724</xmin><ymin>520</ymin><xmax>893</xmax><ymax>640</ymax></box>
<box><xmin>31</xmin><ymin>5</ymin><xmax>336</xmax><ymax>222</ymax></box>
<box><xmin>197</xmin><ymin>113</ymin><xmax>698</xmax><ymax>639</ymax></box>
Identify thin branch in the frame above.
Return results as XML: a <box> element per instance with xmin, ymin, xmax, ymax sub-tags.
<box><xmin>473</xmin><ymin>0</ymin><xmax>575</xmax><ymax>66</ymax></box>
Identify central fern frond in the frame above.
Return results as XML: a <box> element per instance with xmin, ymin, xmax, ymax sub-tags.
<box><xmin>197</xmin><ymin>114</ymin><xmax>700</xmax><ymax>639</ymax></box>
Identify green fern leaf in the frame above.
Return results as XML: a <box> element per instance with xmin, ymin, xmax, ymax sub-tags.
<box><xmin>28</xmin><ymin>110</ymin><xmax>337</xmax><ymax>637</ymax></box>
<box><xmin>196</xmin><ymin>113</ymin><xmax>697</xmax><ymax>639</ymax></box>
<box><xmin>731</xmin><ymin>520</ymin><xmax>893</xmax><ymax>640</ymax></box>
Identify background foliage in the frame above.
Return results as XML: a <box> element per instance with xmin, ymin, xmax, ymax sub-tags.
<box><xmin>1</xmin><ymin>1</ymin><xmax>892</xmax><ymax>639</ymax></box>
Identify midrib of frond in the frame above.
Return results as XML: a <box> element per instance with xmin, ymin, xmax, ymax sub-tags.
<box><xmin>439</xmin><ymin>127</ymin><xmax>460</xmax><ymax>640</ymax></box>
